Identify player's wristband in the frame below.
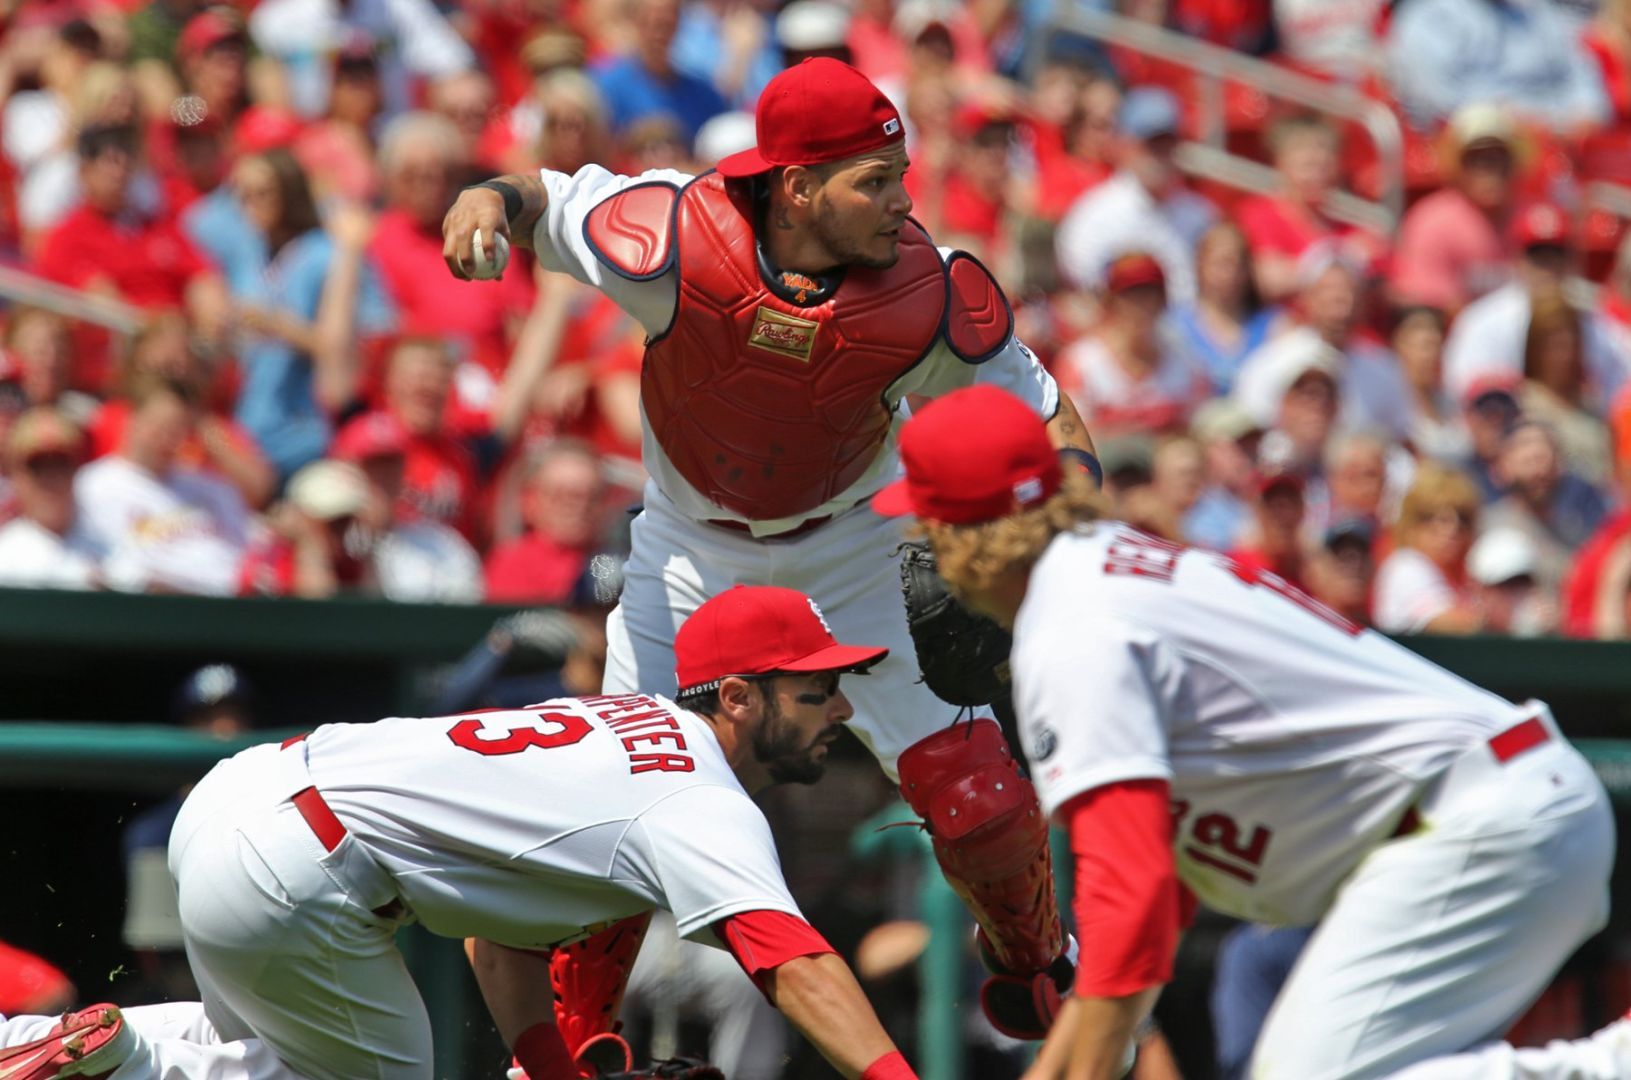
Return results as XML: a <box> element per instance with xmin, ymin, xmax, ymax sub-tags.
<box><xmin>512</xmin><ymin>1021</ymin><xmax>573</xmax><ymax>1080</ymax></box>
<box><xmin>1059</xmin><ymin>447</ymin><xmax>1104</xmax><ymax>488</ymax></box>
<box><xmin>860</xmin><ymin>1051</ymin><xmax>917</xmax><ymax>1080</ymax></box>
<box><xmin>471</xmin><ymin>179</ymin><xmax>524</xmax><ymax>223</ymax></box>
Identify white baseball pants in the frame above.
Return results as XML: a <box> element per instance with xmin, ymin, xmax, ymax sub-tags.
<box><xmin>1</xmin><ymin>743</ymin><xmax>434</xmax><ymax>1080</ymax></box>
<box><xmin>605</xmin><ymin>482</ymin><xmax>964</xmax><ymax>780</ymax></box>
<box><xmin>1250</xmin><ymin>722</ymin><xmax>1618</xmax><ymax>1080</ymax></box>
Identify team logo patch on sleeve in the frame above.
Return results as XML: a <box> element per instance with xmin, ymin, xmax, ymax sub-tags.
<box><xmin>1030</xmin><ymin>724</ymin><xmax>1058</xmax><ymax>762</ymax></box>
<box><xmin>748</xmin><ymin>306</ymin><xmax>819</xmax><ymax>361</ymax></box>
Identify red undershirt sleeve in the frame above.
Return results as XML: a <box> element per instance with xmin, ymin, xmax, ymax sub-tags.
<box><xmin>713</xmin><ymin>909</ymin><xmax>837</xmax><ymax>995</ymax></box>
<box><xmin>1063</xmin><ymin>778</ymin><xmax>1183</xmax><ymax>999</ymax></box>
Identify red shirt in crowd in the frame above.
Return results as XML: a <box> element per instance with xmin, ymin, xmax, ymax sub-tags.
<box><xmin>399</xmin><ymin>426</ymin><xmax>481</xmax><ymax>542</ymax></box>
<box><xmin>369</xmin><ymin>208</ymin><xmax>536</xmax><ymax>378</ymax></box>
<box><xmin>1389</xmin><ymin>187</ymin><xmax>1508</xmax><ymax>311</ymax></box>
<box><xmin>35</xmin><ymin>205</ymin><xmax>213</xmax><ymax>390</ymax></box>
<box><xmin>36</xmin><ymin>205</ymin><xmax>209</xmax><ymax>308</ymax></box>
<box><xmin>484</xmin><ymin>532</ymin><xmax>593</xmax><ymax>604</ymax></box>
<box><xmin>1030</xmin><ymin>122</ymin><xmax>1112</xmax><ymax>223</ymax></box>
<box><xmin>1235</xmin><ymin>194</ymin><xmax>1355</xmax><ymax>263</ymax></box>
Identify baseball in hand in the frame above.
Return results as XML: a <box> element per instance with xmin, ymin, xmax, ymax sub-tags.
<box><xmin>470</xmin><ymin>228</ymin><xmax>511</xmax><ymax>280</ymax></box>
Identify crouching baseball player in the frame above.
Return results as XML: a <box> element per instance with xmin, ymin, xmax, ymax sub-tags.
<box><xmin>443</xmin><ymin>56</ymin><xmax>1098</xmax><ymax>1049</ymax></box>
<box><xmin>875</xmin><ymin>384</ymin><xmax>1631</xmax><ymax>1080</ymax></box>
<box><xmin>0</xmin><ymin>586</ymin><xmax>920</xmax><ymax>1080</ymax></box>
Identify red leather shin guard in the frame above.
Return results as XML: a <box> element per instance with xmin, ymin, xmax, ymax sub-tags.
<box><xmin>896</xmin><ymin>719</ymin><xmax>1064</xmax><ymax>976</ymax></box>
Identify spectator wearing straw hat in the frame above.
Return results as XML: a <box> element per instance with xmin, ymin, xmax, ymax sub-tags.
<box><xmin>1390</xmin><ymin>103</ymin><xmax>1520</xmax><ymax>313</ymax></box>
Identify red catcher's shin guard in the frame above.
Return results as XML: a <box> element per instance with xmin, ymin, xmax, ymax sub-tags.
<box><xmin>897</xmin><ymin>719</ymin><xmax>1064</xmax><ymax>976</ymax></box>
<box><xmin>549</xmin><ymin>912</ymin><xmax>653</xmax><ymax>1060</ymax></box>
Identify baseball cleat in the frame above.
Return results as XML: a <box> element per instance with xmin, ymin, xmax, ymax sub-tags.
<box><xmin>0</xmin><ymin>1004</ymin><xmax>133</xmax><ymax>1080</ymax></box>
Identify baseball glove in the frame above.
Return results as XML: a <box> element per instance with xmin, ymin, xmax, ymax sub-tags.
<box><xmin>601</xmin><ymin>1059</ymin><xmax>725</xmax><ymax>1079</ymax></box>
<box><xmin>898</xmin><ymin>539</ymin><xmax>1013</xmax><ymax>707</ymax></box>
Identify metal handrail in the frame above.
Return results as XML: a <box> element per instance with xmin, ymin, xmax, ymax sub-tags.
<box><xmin>0</xmin><ymin>262</ymin><xmax>144</xmax><ymax>333</ymax></box>
<box><xmin>1046</xmin><ymin>5</ymin><xmax>1405</xmax><ymax>232</ymax></box>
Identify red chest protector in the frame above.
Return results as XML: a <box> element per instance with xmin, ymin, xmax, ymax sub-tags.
<box><xmin>584</xmin><ymin>173</ymin><xmax>1012</xmax><ymax>520</ymax></box>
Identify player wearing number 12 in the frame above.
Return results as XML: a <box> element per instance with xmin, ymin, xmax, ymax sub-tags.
<box><xmin>0</xmin><ymin>587</ymin><xmax>921</xmax><ymax>1080</ymax></box>
<box><xmin>875</xmin><ymin>385</ymin><xmax>1630</xmax><ymax>1080</ymax></box>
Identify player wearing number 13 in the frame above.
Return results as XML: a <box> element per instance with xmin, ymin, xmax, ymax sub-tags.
<box><xmin>875</xmin><ymin>384</ymin><xmax>1627</xmax><ymax>1080</ymax></box>
<box><xmin>0</xmin><ymin>587</ymin><xmax>921</xmax><ymax>1080</ymax></box>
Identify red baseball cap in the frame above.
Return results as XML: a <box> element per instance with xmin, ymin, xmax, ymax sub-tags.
<box><xmin>331</xmin><ymin>412</ymin><xmax>408</xmax><ymax>462</ymax></box>
<box><xmin>1253</xmin><ymin>469</ymin><xmax>1305</xmax><ymax>497</ymax></box>
<box><xmin>1105</xmin><ymin>252</ymin><xmax>1166</xmax><ymax>294</ymax></box>
<box><xmin>234</xmin><ymin>106</ymin><xmax>305</xmax><ymax>156</ymax></box>
<box><xmin>1512</xmin><ymin>202</ymin><xmax>1570</xmax><ymax>250</ymax></box>
<box><xmin>717</xmin><ymin>58</ymin><xmax>905</xmax><ymax>179</ymax></box>
<box><xmin>873</xmin><ymin>385</ymin><xmax>1060</xmax><ymax>524</ymax></box>
<box><xmin>179</xmin><ymin>9</ymin><xmax>246</xmax><ymax>58</ymax></box>
<box><xmin>674</xmin><ymin>586</ymin><xmax>889</xmax><ymax>695</ymax></box>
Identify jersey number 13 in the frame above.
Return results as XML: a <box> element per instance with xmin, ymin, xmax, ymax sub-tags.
<box><xmin>447</xmin><ymin>711</ymin><xmax>593</xmax><ymax>755</ymax></box>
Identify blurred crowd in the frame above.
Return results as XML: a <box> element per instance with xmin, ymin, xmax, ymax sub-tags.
<box><xmin>4</xmin><ymin>0</ymin><xmax>1631</xmax><ymax>638</ymax></box>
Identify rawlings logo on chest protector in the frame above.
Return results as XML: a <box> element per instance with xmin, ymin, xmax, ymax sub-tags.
<box><xmin>747</xmin><ymin>306</ymin><xmax>819</xmax><ymax>361</ymax></box>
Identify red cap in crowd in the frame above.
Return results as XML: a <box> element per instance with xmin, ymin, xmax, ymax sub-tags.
<box><xmin>1253</xmin><ymin>470</ymin><xmax>1305</xmax><ymax>497</ymax></box>
<box><xmin>716</xmin><ymin>58</ymin><xmax>904</xmax><ymax>178</ymax></box>
<box><xmin>873</xmin><ymin>385</ymin><xmax>1060</xmax><ymax>524</ymax></box>
<box><xmin>179</xmin><ymin>9</ymin><xmax>246</xmax><ymax>58</ymax></box>
<box><xmin>234</xmin><ymin>106</ymin><xmax>305</xmax><ymax>156</ymax></box>
<box><xmin>1512</xmin><ymin>202</ymin><xmax>1570</xmax><ymax>250</ymax></box>
<box><xmin>674</xmin><ymin>585</ymin><xmax>889</xmax><ymax>695</ymax></box>
<box><xmin>331</xmin><ymin>412</ymin><xmax>408</xmax><ymax>462</ymax></box>
<box><xmin>1105</xmin><ymin>252</ymin><xmax>1166</xmax><ymax>295</ymax></box>
<box><xmin>953</xmin><ymin>100</ymin><xmax>1018</xmax><ymax>141</ymax></box>
<box><xmin>1462</xmin><ymin>372</ymin><xmax>1522</xmax><ymax>408</ymax></box>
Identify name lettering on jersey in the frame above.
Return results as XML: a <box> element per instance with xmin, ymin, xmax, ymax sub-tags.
<box><xmin>780</xmin><ymin>272</ymin><xmax>822</xmax><ymax>304</ymax></box>
<box><xmin>1102</xmin><ymin>529</ymin><xmax>1183</xmax><ymax>584</ymax></box>
<box><xmin>582</xmin><ymin>694</ymin><xmax>696</xmax><ymax>775</ymax></box>
<box><xmin>748</xmin><ymin>306</ymin><xmax>818</xmax><ymax>361</ymax></box>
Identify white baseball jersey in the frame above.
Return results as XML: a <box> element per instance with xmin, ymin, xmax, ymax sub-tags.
<box><xmin>1012</xmin><ymin>522</ymin><xmax>1535</xmax><ymax>926</ymax></box>
<box><xmin>527</xmin><ymin>164</ymin><xmax>1060</xmax><ymax>537</ymax></box>
<box><xmin>302</xmin><ymin>693</ymin><xmax>802</xmax><ymax>949</ymax></box>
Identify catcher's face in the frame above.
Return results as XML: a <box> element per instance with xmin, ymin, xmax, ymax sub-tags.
<box><xmin>808</xmin><ymin>144</ymin><xmax>912</xmax><ymax>270</ymax></box>
<box><xmin>752</xmin><ymin>671</ymin><xmax>852</xmax><ymax>785</ymax></box>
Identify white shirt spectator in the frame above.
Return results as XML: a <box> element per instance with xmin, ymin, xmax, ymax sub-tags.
<box><xmin>75</xmin><ymin>456</ymin><xmax>251</xmax><ymax>597</ymax></box>
<box><xmin>1274</xmin><ymin>0</ymin><xmax>1382</xmax><ymax>82</ymax></box>
<box><xmin>1055</xmin><ymin>332</ymin><xmax>1211</xmax><ymax>435</ymax></box>
<box><xmin>1442</xmin><ymin>282</ymin><xmax>1631</xmax><ymax>408</ymax></box>
<box><xmin>375</xmin><ymin>519</ymin><xmax>482</xmax><ymax>603</ymax></box>
<box><xmin>0</xmin><ymin>517</ymin><xmax>102</xmax><ymax>589</ymax></box>
<box><xmin>1373</xmin><ymin>547</ymin><xmax>1465</xmax><ymax>633</ymax></box>
<box><xmin>249</xmin><ymin>0</ymin><xmax>475</xmax><ymax>118</ymax></box>
<box><xmin>1054</xmin><ymin>172</ymin><xmax>1214</xmax><ymax>304</ymax></box>
<box><xmin>1234</xmin><ymin>326</ymin><xmax>1413</xmax><ymax>440</ymax></box>
<box><xmin>1385</xmin><ymin>0</ymin><xmax>1609</xmax><ymax>128</ymax></box>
